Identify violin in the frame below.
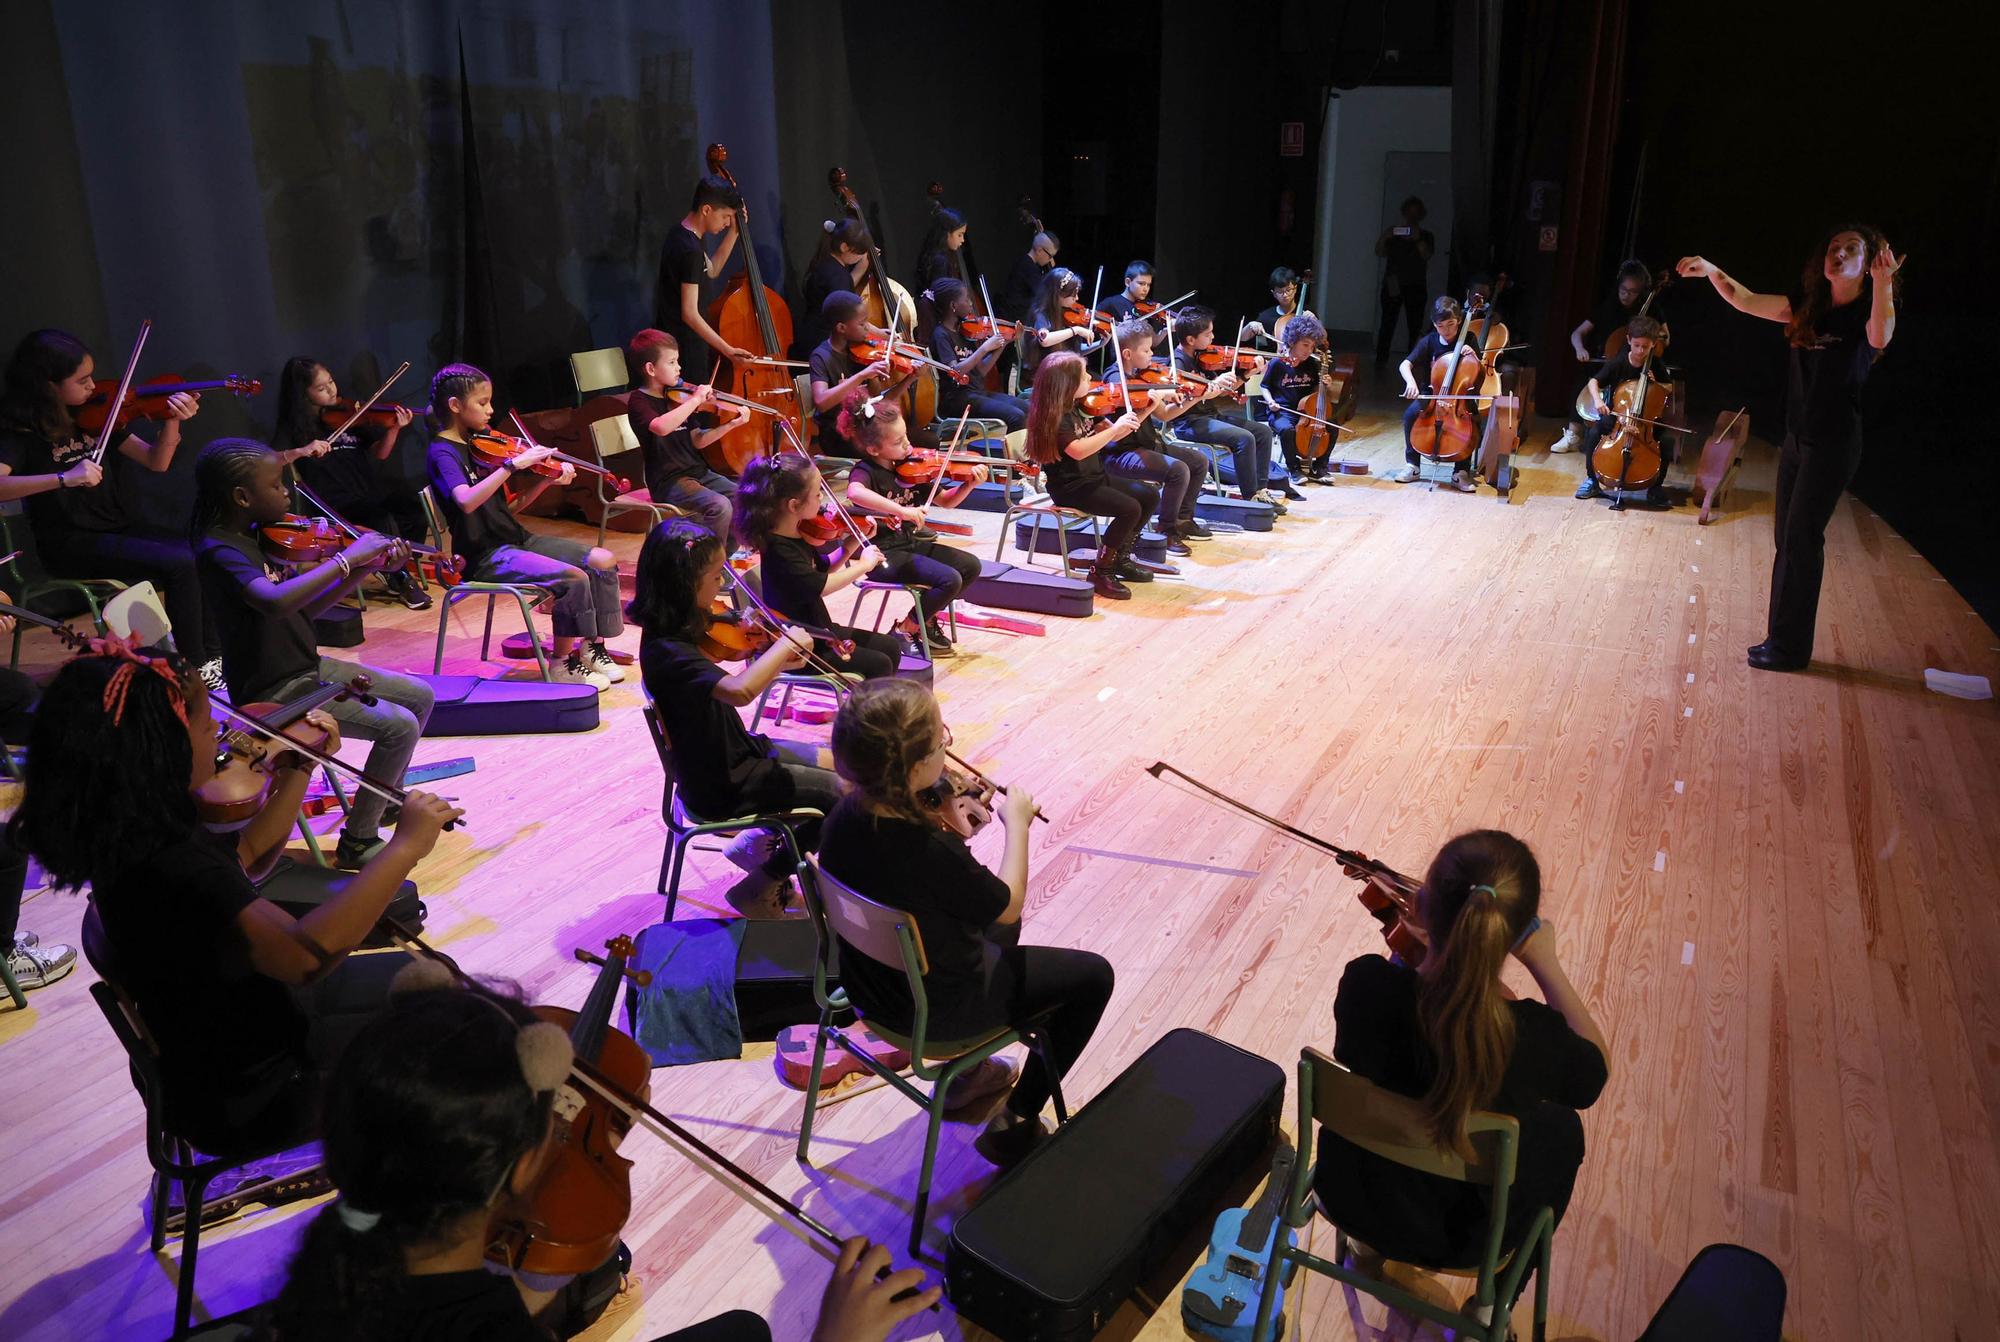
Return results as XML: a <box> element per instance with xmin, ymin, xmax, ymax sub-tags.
<box><xmin>917</xmin><ymin>766</ymin><xmax>997</xmax><ymax>839</ymax></box>
<box><xmin>318</xmin><ymin>398</ymin><xmax>418</xmax><ymax>432</ymax></box>
<box><xmin>958</xmin><ymin>314</ymin><xmax>1021</xmax><ymax>343</ymax></box>
<box><xmin>469</xmin><ymin>427</ymin><xmax>629</xmax><ymax>492</ymax></box>
<box><xmin>492</xmin><ymin>937</ymin><xmax>651</xmax><ymax>1278</ymax></box>
<box><xmin>848</xmin><ymin>338</ymin><xmax>968</xmax><ymax>385</ymax></box>
<box><xmin>1058</xmin><ymin>300</ymin><xmax>1115</xmax><ymax>337</ymax></box>
<box><xmin>698</xmin><ymin>607</ymin><xmax>855</xmax><ymax>664</ymax></box>
<box><xmin>1193</xmin><ymin>344</ymin><xmax>1264</xmax><ymax>376</ymax></box>
<box><xmin>661</xmin><ymin>380</ymin><xmax>780</xmax><ymax>417</ymax></box>
<box><xmin>76</xmin><ymin>373</ymin><xmax>260</xmax><ymax>433</ymax></box>
<box><xmin>892</xmin><ymin>448</ymin><xmax>991</xmax><ymax>487</ymax></box>
<box><xmin>195</xmin><ymin>678</ymin><xmax>376</xmax><ymax>831</ymax></box>
<box><xmin>1133</xmin><ymin>359</ymin><xmax>1210</xmax><ymax>394</ymax></box>
<box><xmin>797</xmin><ymin>497</ymin><xmax>878</xmax><ymax>547</ymax></box>
<box><xmin>271</xmin><ymin>477</ymin><xmax>467</xmax><ymax>586</ymax></box>
<box><xmin>1079</xmin><ymin>379</ymin><xmax>1180</xmax><ymax>419</ymax></box>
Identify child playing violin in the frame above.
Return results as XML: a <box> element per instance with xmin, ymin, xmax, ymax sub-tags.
<box><xmin>424</xmin><ymin>363</ymin><xmax>625</xmax><ymax>689</ymax></box>
<box><xmin>1096</xmin><ymin>261</ymin><xmax>1169</xmax><ymax>349</ymax></box>
<box><xmin>1101</xmin><ymin>320</ymin><xmax>1211</xmax><ymax>553</ymax></box>
<box><xmin>820</xmin><ymin>677</ymin><xmax>1114</xmax><ymax>1169</ymax></box>
<box><xmin>626</xmin><ymin>329</ymin><xmax>751</xmax><ymax>539</ymax></box>
<box><xmin>270</xmin><ymin>355</ymin><xmax>431</xmax><ymax>610</ymax></box>
<box><xmin>924</xmin><ymin>278</ymin><xmax>1028</xmax><ymax>431</ymax></box>
<box><xmin>1393</xmin><ymin>297</ymin><xmax>1483</xmax><ymax>490</ymax></box>
<box><xmin>262</xmin><ymin>977</ymin><xmax>937</xmax><ymax>1341</ymax></box>
<box><xmin>1572</xmin><ymin>315</ymin><xmax>1669</xmax><ymax>503</ymax></box>
<box><xmin>1259</xmin><ymin>312</ymin><xmax>1344</xmax><ymax>485</ymax></box>
<box><xmin>0</xmin><ymin>327</ymin><xmax>223</xmax><ymax>687</ymax></box>
<box><xmin>1023</xmin><ymin>351</ymin><xmax>1156</xmax><ymax>601</ymax></box>
<box><xmin>1022</xmin><ymin>268</ymin><xmax>1100</xmax><ymax>386</ymax></box>
<box><xmin>192</xmin><ymin>438</ymin><xmax>438</xmax><ymax>870</ymax></box>
<box><xmin>733</xmin><ymin>452</ymin><xmax>901</xmax><ymax>680</ymax></box>
<box><xmin>838</xmin><ymin>388</ymin><xmax>986</xmax><ymax>657</ymax></box>
<box><xmin>1163</xmin><ymin>305</ymin><xmax>1301</xmax><ymax>510</ymax></box>
<box><xmin>807</xmin><ymin>291</ymin><xmax>903</xmax><ymax>455</ymax></box>
<box><xmin>8</xmin><ymin>641</ymin><xmax>458</xmax><ymax>1158</ymax></box>
<box><xmin>631</xmin><ymin>519</ymin><xmax>843</xmax><ymax>920</ymax></box>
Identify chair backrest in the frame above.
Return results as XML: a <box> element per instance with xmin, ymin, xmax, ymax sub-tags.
<box><xmin>0</xmin><ymin>510</ymin><xmax>34</xmax><ymax>592</ymax></box>
<box><xmin>1304</xmin><ymin>1046</ymin><xmax>1518</xmax><ymax>1187</ymax></box>
<box><xmin>805</xmin><ymin>854</ymin><xmax>929</xmax><ymax>978</ymax></box>
<box><xmin>589</xmin><ymin>414</ymin><xmax>641</xmax><ymax>474</ymax></box>
<box><xmin>103</xmin><ymin>582</ymin><xmax>173</xmax><ymax>645</ymax></box>
<box><xmin>570</xmin><ymin>347</ymin><xmax>628</xmax><ymax>402</ymax></box>
<box><xmin>416</xmin><ymin>487</ymin><xmax>454</xmax><ymax>558</ymax></box>
<box><xmin>639</xmin><ymin>701</ymin><xmax>680</xmax><ymax>819</ymax></box>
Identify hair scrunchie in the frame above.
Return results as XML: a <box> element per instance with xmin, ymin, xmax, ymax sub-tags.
<box><xmin>87</xmin><ymin>633</ymin><xmax>188</xmax><ymax>728</ymax></box>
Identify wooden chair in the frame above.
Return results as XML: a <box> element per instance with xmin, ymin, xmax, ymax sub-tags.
<box><xmin>79</xmin><ymin>906</ymin><xmax>323</xmax><ymax>1338</ymax></box>
<box><xmin>417</xmin><ymin>489</ymin><xmax>558</xmax><ymax>680</ymax></box>
<box><xmin>587</xmin><ymin>414</ymin><xmax>680</xmax><ymax>548</ymax></box>
<box><xmin>794</xmin><ymin>856</ymin><xmax>1067</xmax><ymax>1254</ymax></box>
<box><xmin>568</xmin><ymin>346</ymin><xmax>628</xmax><ymax>403</ymax></box>
<box><xmin>1</xmin><ymin>510</ymin><xmax>125</xmax><ymax>669</ymax></box>
<box><xmin>639</xmin><ymin>702</ymin><xmax>824</xmax><ymax>919</ymax></box>
<box><xmin>1251</xmin><ymin>1047</ymin><xmax>1554</xmax><ymax>1342</ymax></box>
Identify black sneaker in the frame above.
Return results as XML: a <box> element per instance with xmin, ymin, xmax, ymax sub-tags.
<box><xmin>334</xmin><ymin>833</ymin><xmax>387</xmax><ymax>870</ymax></box>
<box><xmin>390</xmin><ymin>574</ymin><xmax>433</xmax><ymax>611</ymax></box>
<box><xmin>1180</xmin><ymin>518</ymin><xmax>1213</xmax><ymax>539</ymax></box>
<box><xmin>923</xmin><ymin>620</ymin><xmax>956</xmax><ymax>655</ymax></box>
<box><xmin>1279</xmin><ymin>482</ymin><xmax>1307</xmax><ymax>501</ymax></box>
<box><xmin>973</xmin><ymin>1115</ymin><xmax>1051</xmax><ymax>1169</ymax></box>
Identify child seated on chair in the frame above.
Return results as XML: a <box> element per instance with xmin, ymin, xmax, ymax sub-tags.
<box><xmin>1316</xmin><ymin>830</ymin><xmax>1609</xmax><ymax>1269</ymax></box>
<box><xmin>625</xmin><ymin>328</ymin><xmax>751</xmax><ymax>539</ymax></box>
<box><xmin>259</xmin><ymin>975</ymin><xmax>939</xmax><ymax>1341</ymax></box>
<box><xmin>818</xmin><ymin>678</ymin><xmax>1115</xmax><ymax>1168</ymax></box>
<box><xmin>8</xmin><ymin>643</ymin><xmax>458</xmax><ymax>1157</ymax></box>
<box><xmin>838</xmin><ymin>388</ymin><xmax>985</xmax><ymax>657</ymax></box>
<box><xmin>629</xmin><ymin>519</ymin><xmax>841</xmax><ymax>921</ymax></box>
<box><xmin>192</xmin><ymin>439</ymin><xmax>437</xmax><ymax>871</ymax></box>
<box><xmin>423</xmin><ymin>362</ymin><xmax>624</xmax><ymax>689</ymax></box>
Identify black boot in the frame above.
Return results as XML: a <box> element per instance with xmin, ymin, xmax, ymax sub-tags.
<box><xmin>1113</xmin><ymin>541</ymin><xmax>1154</xmax><ymax>583</ymax></box>
<box><xmin>1090</xmin><ymin>550</ymin><xmax>1132</xmax><ymax>600</ymax></box>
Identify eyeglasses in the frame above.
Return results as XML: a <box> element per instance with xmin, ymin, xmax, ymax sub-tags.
<box><xmin>930</xmin><ymin>722</ymin><xmax>954</xmax><ymax>755</ymax></box>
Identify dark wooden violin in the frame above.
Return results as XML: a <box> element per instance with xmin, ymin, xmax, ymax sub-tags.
<box><xmin>848</xmin><ymin>337</ymin><xmax>967</xmax><ymax>384</ymax></box>
<box><xmin>276</xmin><ymin>476</ymin><xmax>466</xmax><ymax>587</ymax></box>
<box><xmin>698</xmin><ymin>607</ymin><xmax>854</xmax><ymax>664</ymax></box>
<box><xmin>1058</xmin><ymin>299</ymin><xmax>1116</xmax><ymax>338</ymax></box>
<box><xmin>318</xmin><ymin>398</ymin><xmax>418</xmax><ymax>432</ymax></box>
<box><xmin>76</xmin><ymin>373</ymin><xmax>260</xmax><ymax>433</ymax></box>
<box><xmin>920</xmin><ymin>747</ymin><xmax>1047</xmax><ymax>840</ymax></box>
<box><xmin>470</xmin><ymin>421</ymin><xmax>628</xmax><ymax>491</ymax></box>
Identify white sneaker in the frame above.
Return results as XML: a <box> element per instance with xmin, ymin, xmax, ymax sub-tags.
<box><xmin>6</xmin><ymin>937</ymin><xmax>77</xmax><ymax>991</ymax></box>
<box><xmin>552</xmin><ymin>649</ymin><xmax>609</xmax><ymax>690</ymax></box>
<box><xmin>724</xmin><ymin>827</ymin><xmax>784</xmax><ymax>874</ymax></box>
<box><xmin>585</xmin><ymin>640</ymin><xmax>626</xmax><ymax>683</ymax></box>
<box><xmin>198</xmin><ymin>659</ymin><xmax>227</xmax><ymax>693</ymax></box>
<box><xmin>1388</xmin><ymin>465</ymin><xmax>1419</xmax><ymax>484</ymax></box>
<box><xmin>1549</xmin><ymin>426</ymin><xmax>1579</xmax><ymax>454</ymax></box>
<box><xmin>1448</xmin><ymin>469</ymin><xmax>1477</xmax><ymax>493</ymax></box>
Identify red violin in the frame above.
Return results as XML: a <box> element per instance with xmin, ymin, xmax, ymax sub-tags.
<box><xmin>319</xmin><ymin>398</ymin><xmax>419</xmax><ymax>432</ymax></box>
<box><xmin>77</xmin><ymin>373</ymin><xmax>260</xmax><ymax>433</ymax></box>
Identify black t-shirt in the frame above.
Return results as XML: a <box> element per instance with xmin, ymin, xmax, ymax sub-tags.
<box><xmin>1098</xmin><ymin>365</ymin><xmax>1167</xmax><ymax>453</ymax></box>
<box><xmin>808</xmin><ymin>340</ymin><xmax>859</xmax><ymax>451</ymax></box>
<box><xmin>1098</xmin><ymin>294</ymin><xmax>1139</xmax><ymax>325</ymax></box>
<box><xmin>627</xmin><ymin>390</ymin><xmax>711</xmax><ymax>494</ymax></box>
<box><xmin>848</xmin><ymin>456</ymin><xmax>919</xmax><ymax>552</ymax></box>
<box><xmin>1584</xmin><ymin>297</ymin><xmax>1637</xmax><ymax>358</ymax></box>
<box><xmin>91</xmin><ymin>830</ymin><xmax>311</xmax><ymax>1147</ymax></box>
<box><xmin>799</xmin><ymin>254</ymin><xmax>859</xmax><ymax>358</ymax></box>
<box><xmin>389</xmin><ymin>1269</ymin><xmax>550</xmax><ymax>1342</ymax></box>
<box><xmin>654</xmin><ymin>224</ymin><xmax>712</xmax><ymax>382</ymax></box>
<box><xmin>639</xmin><ymin>634</ymin><xmax>787</xmax><ymax>819</ymax></box>
<box><xmin>274</xmin><ymin>421</ymin><xmax>380</xmax><ymax>508</ymax></box>
<box><xmin>426</xmin><ymin>436</ymin><xmax>528</xmax><ymax>571</ymax></box>
<box><xmin>0</xmin><ymin>421</ymin><xmax>136</xmax><ymax>540</ymax></box>
<box><xmin>928</xmin><ymin>324</ymin><xmax>977</xmax><ymax>421</ymax></box>
<box><xmin>1382</xmin><ymin>228</ymin><xmax>1434</xmax><ymax>288</ymax></box>
<box><xmin>758</xmin><ymin>533</ymin><xmax>834</xmax><ymax>627</ymax></box>
<box><xmin>1405</xmin><ymin>329</ymin><xmax>1482</xmax><ymax>389</ymax></box>
<box><xmin>1588</xmin><ymin>351</ymin><xmax>1648</xmax><ymax>406</ymax></box>
<box><xmin>818</xmin><ymin>795</ymin><xmax>1014</xmax><ymax>1026</ymax></box>
<box><xmin>1316</xmin><ymin>954</ymin><xmax>1607</xmax><ymax>1266</ymax></box>
<box><xmin>1001</xmin><ymin>254</ymin><xmax>1050</xmax><ymax>320</ymax></box>
<box><xmin>196</xmin><ymin>529</ymin><xmax>322</xmax><ymax>701</ymax></box>
<box><xmin>1263</xmin><ymin>353</ymin><xmax>1323</xmax><ymax>415</ymax></box>
<box><xmin>1043</xmin><ymin>408</ymin><xmax>1107</xmax><ymax>492</ymax></box>
<box><xmin>1787</xmin><ymin>292</ymin><xmax>1879</xmax><ymax>446</ymax></box>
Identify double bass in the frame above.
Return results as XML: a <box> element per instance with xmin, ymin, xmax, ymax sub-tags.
<box><xmin>704</xmin><ymin>143</ymin><xmax>796</xmax><ymax>474</ymax></box>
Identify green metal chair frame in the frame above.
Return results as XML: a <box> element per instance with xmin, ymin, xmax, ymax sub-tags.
<box><xmin>587</xmin><ymin>414</ymin><xmax>680</xmax><ymax>549</ymax></box>
<box><xmin>416</xmin><ymin>489</ymin><xmax>558</xmax><ymax>680</ymax></box>
<box><xmin>1</xmin><ymin>511</ymin><xmax>125</xmax><ymax>669</ymax></box>
<box><xmin>794</xmin><ymin>855</ymin><xmax>1067</xmax><ymax>1255</ymax></box>
<box><xmin>639</xmin><ymin>702</ymin><xmax>823</xmax><ymax>920</ymax></box>
<box><xmin>1250</xmin><ymin>1047</ymin><xmax>1553</xmax><ymax>1342</ymax></box>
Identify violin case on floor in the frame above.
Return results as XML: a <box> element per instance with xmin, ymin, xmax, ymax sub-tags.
<box><xmin>1191</xmin><ymin>493</ymin><xmax>1276</xmax><ymax>532</ymax></box>
<box><xmin>411</xmin><ymin>674</ymin><xmax>600</xmax><ymax>736</ymax></box>
<box><xmin>1011</xmin><ymin>519</ymin><xmax>1172</xmax><ymax>566</ymax></box>
<box><xmin>311</xmin><ymin>601</ymin><xmax>365</xmax><ymax>649</ymax></box>
<box><xmin>257</xmin><ymin>857</ymin><xmax>424</xmax><ymax>945</ymax></box>
<box><xmin>963</xmin><ymin>559</ymin><xmax>1095</xmax><ymax>619</ymax></box>
<box><xmin>947</xmin><ymin>1028</ymin><xmax>1285</xmax><ymax>1342</ymax></box>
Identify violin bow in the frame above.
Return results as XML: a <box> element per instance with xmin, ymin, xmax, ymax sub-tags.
<box><xmin>206</xmin><ymin>692</ymin><xmax>453</xmax><ymax>824</ymax></box>
<box><xmin>1144</xmin><ymin>761</ymin><xmax>1417</xmax><ymax>897</ymax></box>
<box><xmin>919</xmin><ymin>411</ymin><xmax>973</xmax><ymax>512</ymax></box>
<box><xmin>321</xmin><ymin>361</ymin><xmax>412</xmax><ymax>442</ymax></box>
<box><xmin>89</xmin><ymin>319</ymin><xmax>152</xmax><ymax>464</ymax></box>
<box><xmin>720</xmin><ymin>563</ymin><xmax>856</xmax><ymax>687</ymax></box>
<box><xmin>945</xmin><ymin>746</ymin><xmax>1047</xmax><ymax>824</ymax></box>
<box><xmin>1085</xmin><ymin>266</ymin><xmax>1105</xmax><ymax>358</ymax></box>
<box><xmin>1257</xmin><ymin>386</ymin><xmax>1359</xmax><ymax>436</ymax></box>
<box><xmin>978</xmin><ymin>273</ymin><xmax>1003</xmax><ymax>344</ymax></box>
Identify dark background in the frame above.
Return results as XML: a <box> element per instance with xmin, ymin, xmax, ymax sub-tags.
<box><xmin>1</xmin><ymin>0</ymin><xmax>1993</xmax><ymax>629</ymax></box>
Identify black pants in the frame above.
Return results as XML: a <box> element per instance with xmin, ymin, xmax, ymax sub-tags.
<box><xmin>41</xmin><ymin>525</ymin><xmax>218</xmax><ymax>660</ymax></box>
<box><xmin>872</xmin><ymin>539</ymin><xmax>981</xmax><ymax>624</ymax></box>
<box><xmin>1047</xmin><ymin>477</ymin><xmax>1158</xmax><ymax>555</ymax></box>
<box><xmin>994</xmin><ymin>946</ymin><xmax>1114</xmax><ymax>1119</ymax></box>
<box><xmin>656</xmin><ymin>1311</ymin><xmax>772</xmax><ymax>1342</ymax></box>
<box><xmin>966</xmin><ymin>391</ymin><xmax>1029</xmax><ymax>431</ymax></box>
<box><xmin>0</xmin><ymin>838</ymin><xmax>24</xmax><ymax>950</ymax></box>
<box><xmin>1767</xmin><ymin>431</ymin><xmax>1863</xmax><ymax>658</ymax></box>
<box><xmin>1376</xmin><ymin>284</ymin><xmax>1426</xmax><ymax>364</ymax></box>
<box><xmin>1108</xmin><ymin>441</ymin><xmax>1202</xmax><ymax>532</ymax></box>
<box><xmin>1400</xmin><ymin>400</ymin><xmax>1426</xmax><ymax>467</ymax></box>
<box><xmin>818</xmin><ymin>625</ymin><xmax>902</xmax><ymax>680</ymax></box>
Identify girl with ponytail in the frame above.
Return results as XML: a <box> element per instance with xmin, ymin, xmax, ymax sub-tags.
<box><xmin>1313</xmin><ymin>830</ymin><xmax>1609</xmax><ymax>1269</ymax></box>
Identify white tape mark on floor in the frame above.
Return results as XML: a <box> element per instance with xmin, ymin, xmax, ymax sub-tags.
<box><xmin>1683</xmin><ymin>706</ymin><xmax>1694</xmax><ymax>718</ymax></box>
<box><xmin>1686</xmin><ymin>672</ymin><xmax>1696</xmax><ymax>685</ymax></box>
<box><xmin>1654</xmin><ymin>850</ymin><xmax>1668</xmax><ymax>872</ymax></box>
<box><xmin>1682</xmin><ymin>942</ymin><xmax>1695</xmax><ymax>966</ymax></box>
<box><xmin>1690</xmin><ymin>564</ymin><xmax>1700</xmax><ymax>573</ymax></box>
<box><xmin>1674</xmin><ymin>780</ymin><xmax>1685</xmax><ymax>794</ymax></box>
<box><xmin>1097</xmin><ymin>687</ymin><xmax>1117</xmax><ymax>702</ymax></box>
<box><xmin>1688</xmin><ymin>633</ymin><xmax>1698</xmax><ymax>644</ymax></box>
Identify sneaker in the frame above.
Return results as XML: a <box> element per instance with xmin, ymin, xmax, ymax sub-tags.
<box><xmin>1448</xmin><ymin>469</ymin><xmax>1476</xmax><ymax>493</ymax></box>
<box><xmin>1164</xmin><ymin>535</ymin><xmax>1193</xmax><ymax>557</ymax></box>
<box><xmin>1549</xmin><ymin>425</ymin><xmax>1580</xmax><ymax>454</ymax></box>
<box><xmin>1575</xmin><ymin>478</ymin><xmax>1603</xmax><ymax>500</ymax></box>
<box><xmin>585</xmin><ymin>641</ymin><xmax>626</xmax><ymax>683</ymax></box>
<box><xmin>391</xmin><ymin>574</ymin><xmax>433</xmax><ymax>611</ymax></box>
<box><xmin>1309</xmin><ymin>466</ymin><xmax>1336</xmax><ymax>484</ymax></box>
<box><xmin>1278</xmin><ymin>482</ymin><xmax>1307</xmax><ymax>501</ymax></box>
<box><xmin>923</xmin><ymin>619</ymin><xmax>956</xmax><ymax>654</ymax></box>
<box><xmin>198</xmin><ymin>659</ymin><xmax>227</xmax><ymax>694</ymax></box>
<box><xmin>1253</xmin><ymin>490</ymin><xmax>1289</xmax><ymax>515</ymax></box>
<box><xmin>1388</xmin><ymin>465</ymin><xmax>1420</xmax><ymax>484</ymax></box>
<box><xmin>724</xmin><ymin>827</ymin><xmax>784</xmax><ymax>874</ymax></box>
<box><xmin>973</xmin><ymin>1114</ymin><xmax>1052</xmax><ymax>1168</ymax></box>
<box><xmin>553</xmin><ymin>649</ymin><xmax>610</xmax><ymax>689</ymax></box>
<box><xmin>1180</xmin><ymin>518</ymin><xmax>1213</xmax><ymax>540</ymax></box>
<box><xmin>6</xmin><ymin>936</ymin><xmax>76</xmax><ymax>991</ymax></box>
<box><xmin>943</xmin><ymin>1057</ymin><xmax>1020</xmax><ymax>1120</ymax></box>
<box><xmin>334</xmin><ymin>832</ymin><xmax>387</xmax><ymax>871</ymax></box>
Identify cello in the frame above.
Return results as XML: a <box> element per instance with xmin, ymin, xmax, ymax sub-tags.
<box><xmin>704</xmin><ymin>144</ymin><xmax>796</xmax><ymax>474</ymax></box>
<box><xmin>1407</xmin><ymin>292</ymin><xmax>1486</xmax><ymax>468</ymax></box>
<box><xmin>1588</xmin><ymin>327</ymin><xmax>1676</xmax><ymax>505</ymax></box>
<box><xmin>1576</xmin><ymin>268</ymin><xmax>1671</xmax><ymax>422</ymax></box>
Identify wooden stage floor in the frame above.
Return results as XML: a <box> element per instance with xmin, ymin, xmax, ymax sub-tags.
<box><xmin>3</xmin><ymin>404</ymin><xmax>1997</xmax><ymax>1341</ymax></box>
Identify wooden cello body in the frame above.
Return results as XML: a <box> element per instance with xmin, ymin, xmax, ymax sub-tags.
<box><xmin>1588</xmin><ymin>357</ymin><xmax>1673</xmax><ymax>496</ymax></box>
<box><xmin>703</xmin><ymin>143</ymin><xmax>794</xmax><ymax>474</ymax></box>
<box><xmin>1408</xmin><ymin>294</ymin><xmax>1484</xmax><ymax>466</ymax></box>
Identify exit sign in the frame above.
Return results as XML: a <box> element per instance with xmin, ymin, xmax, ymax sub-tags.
<box><xmin>1279</xmin><ymin>122</ymin><xmax>1305</xmax><ymax>157</ymax></box>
